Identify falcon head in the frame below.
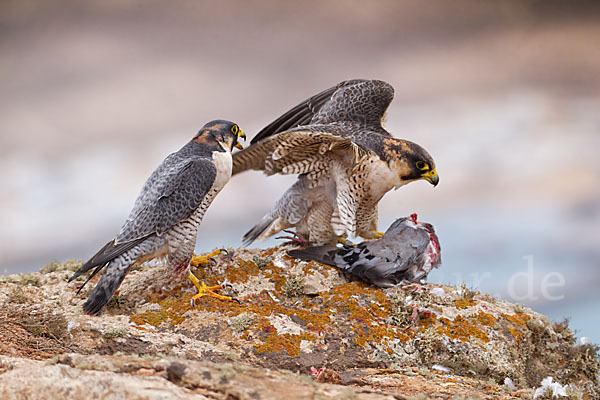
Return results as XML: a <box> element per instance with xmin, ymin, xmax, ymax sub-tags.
<box><xmin>385</xmin><ymin>139</ymin><xmax>439</xmax><ymax>187</ymax></box>
<box><xmin>195</xmin><ymin>120</ymin><xmax>247</xmax><ymax>151</ymax></box>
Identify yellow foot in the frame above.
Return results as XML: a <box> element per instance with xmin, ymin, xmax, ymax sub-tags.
<box><xmin>337</xmin><ymin>237</ymin><xmax>354</xmax><ymax>245</ymax></box>
<box><xmin>187</xmin><ymin>272</ymin><xmax>239</xmax><ymax>306</ymax></box>
<box><xmin>373</xmin><ymin>231</ymin><xmax>385</xmax><ymax>239</ymax></box>
<box><xmin>190</xmin><ymin>249</ymin><xmax>226</xmax><ymax>267</ymax></box>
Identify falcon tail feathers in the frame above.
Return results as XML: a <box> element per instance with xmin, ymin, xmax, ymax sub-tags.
<box><xmin>81</xmin><ymin>259</ymin><xmax>131</xmax><ymax>315</ymax></box>
<box><xmin>68</xmin><ymin>238</ymin><xmax>144</xmax><ymax>286</ymax></box>
<box><xmin>242</xmin><ymin>216</ymin><xmax>275</xmax><ymax>246</ymax></box>
<box><xmin>75</xmin><ymin>264</ymin><xmax>105</xmax><ymax>295</ymax></box>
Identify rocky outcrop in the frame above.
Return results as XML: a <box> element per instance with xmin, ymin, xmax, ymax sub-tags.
<box><xmin>0</xmin><ymin>247</ymin><xmax>598</xmax><ymax>399</ymax></box>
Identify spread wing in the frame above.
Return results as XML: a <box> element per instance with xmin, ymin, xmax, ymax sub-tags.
<box><xmin>250</xmin><ymin>79</ymin><xmax>394</xmax><ymax>145</ymax></box>
<box><xmin>250</xmin><ymin>79</ymin><xmax>367</xmax><ymax>144</ymax></box>
<box><xmin>233</xmin><ymin>125</ymin><xmax>370</xmax><ymax>176</ymax></box>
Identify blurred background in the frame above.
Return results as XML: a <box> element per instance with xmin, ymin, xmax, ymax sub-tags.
<box><xmin>1</xmin><ymin>1</ymin><xmax>599</xmax><ymax>341</ymax></box>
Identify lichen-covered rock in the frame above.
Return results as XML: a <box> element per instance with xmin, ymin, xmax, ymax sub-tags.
<box><xmin>0</xmin><ymin>246</ymin><xmax>597</xmax><ymax>399</ymax></box>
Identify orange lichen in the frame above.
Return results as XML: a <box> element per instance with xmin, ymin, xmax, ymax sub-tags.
<box><xmin>227</xmin><ymin>259</ymin><xmax>260</xmax><ymax>283</ymax></box>
<box><xmin>129</xmin><ymin>252</ymin><xmax>422</xmax><ymax>356</ymax></box>
<box><xmin>253</xmin><ymin>319</ymin><xmax>317</xmax><ymax>357</ymax></box>
<box><xmin>132</xmin><ymin>309</ymin><xmax>168</xmax><ymax>327</ymax></box>
<box><xmin>131</xmin><ymin>325</ymin><xmax>150</xmax><ymax>332</ymax></box>
<box><xmin>508</xmin><ymin>327</ymin><xmax>525</xmax><ymax>342</ymax></box>
<box><xmin>475</xmin><ymin>311</ymin><xmax>497</xmax><ymax>327</ymax></box>
<box><xmin>435</xmin><ymin>316</ymin><xmax>490</xmax><ymax>343</ymax></box>
<box><xmin>317</xmin><ymin>282</ymin><xmax>411</xmax><ymax>347</ymax></box>
<box><xmin>502</xmin><ymin>312</ymin><xmax>531</xmax><ymax>326</ymax></box>
<box><xmin>261</xmin><ymin>247</ymin><xmax>280</xmax><ymax>257</ymax></box>
<box><xmin>417</xmin><ymin>313</ymin><xmax>438</xmax><ymax>330</ymax></box>
<box><xmin>454</xmin><ymin>298</ymin><xmax>476</xmax><ymax>309</ymax></box>
<box><xmin>129</xmin><ymin>286</ymin><xmax>197</xmax><ymax>327</ymax></box>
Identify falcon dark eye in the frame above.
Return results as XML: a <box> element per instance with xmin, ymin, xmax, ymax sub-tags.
<box><xmin>416</xmin><ymin>161</ymin><xmax>429</xmax><ymax>170</ymax></box>
<box><xmin>231</xmin><ymin>125</ymin><xmax>239</xmax><ymax>135</ymax></box>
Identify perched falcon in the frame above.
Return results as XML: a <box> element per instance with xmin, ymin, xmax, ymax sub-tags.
<box><xmin>288</xmin><ymin>213</ymin><xmax>441</xmax><ymax>287</ymax></box>
<box><xmin>233</xmin><ymin>79</ymin><xmax>439</xmax><ymax>246</ymax></box>
<box><xmin>69</xmin><ymin>120</ymin><xmax>246</xmax><ymax>314</ymax></box>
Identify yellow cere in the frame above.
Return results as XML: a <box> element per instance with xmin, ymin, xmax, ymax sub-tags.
<box><xmin>422</xmin><ymin>168</ymin><xmax>437</xmax><ymax>178</ymax></box>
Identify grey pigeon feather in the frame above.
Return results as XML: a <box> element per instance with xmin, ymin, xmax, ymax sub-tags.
<box><xmin>288</xmin><ymin>214</ymin><xmax>441</xmax><ymax>287</ymax></box>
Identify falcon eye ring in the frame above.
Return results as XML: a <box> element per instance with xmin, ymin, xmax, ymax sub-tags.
<box><xmin>231</xmin><ymin>125</ymin><xmax>239</xmax><ymax>135</ymax></box>
<box><xmin>416</xmin><ymin>161</ymin><xmax>429</xmax><ymax>170</ymax></box>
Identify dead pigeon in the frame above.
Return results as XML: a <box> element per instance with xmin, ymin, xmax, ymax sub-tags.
<box><xmin>288</xmin><ymin>213</ymin><xmax>441</xmax><ymax>287</ymax></box>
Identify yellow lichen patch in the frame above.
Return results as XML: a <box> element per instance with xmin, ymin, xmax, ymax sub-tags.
<box><xmin>131</xmin><ymin>309</ymin><xmax>168</xmax><ymax>327</ymax></box>
<box><xmin>130</xmin><ymin>287</ymin><xmax>194</xmax><ymax>327</ymax></box>
<box><xmin>417</xmin><ymin>313</ymin><xmax>437</xmax><ymax>330</ymax></box>
<box><xmin>508</xmin><ymin>327</ymin><xmax>525</xmax><ymax>342</ymax></box>
<box><xmin>131</xmin><ymin>325</ymin><xmax>150</xmax><ymax>332</ymax></box>
<box><xmin>454</xmin><ymin>298</ymin><xmax>476</xmax><ymax>309</ymax></box>
<box><xmin>227</xmin><ymin>259</ymin><xmax>260</xmax><ymax>283</ymax></box>
<box><xmin>300</xmin><ymin>261</ymin><xmax>318</xmax><ymax>276</ymax></box>
<box><xmin>285</xmin><ymin>308</ymin><xmax>330</xmax><ymax>332</ymax></box>
<box><xmin>319</xmin><ymin>282</ymin><xmax>411</xmax><ymax>347</ymax></box>
<box><xmin>253</xmin><ymin>319</ymin><xmax>317</xmax><ymax>357</ymax></box>
<box><xmin>130</xmin><ymin>255</ymin><xmax>417</xmax><ymax>356</ymax></box>
<box><xmin>261</xmin><ymin>247</ymin><xmax>281</xmax><ymax>257</ymax></box>
<box><xmin>502</xmin><ymin>312</ymin><xmax>531</xmax><ymax>326</ymax></box>
<box><xmin>501</xmin><ymin>312</ymin><xmax>531</xmax><ymax>342</ymax></box>
<box><xmin>435</xmin><ymin>316</ymin><xmax>490</xmax><ymax>343</ymax></box>
<box><xmin>475</xmin><ymin>311</ymin><xmax>497</xmax><ymax>327</ymax></box>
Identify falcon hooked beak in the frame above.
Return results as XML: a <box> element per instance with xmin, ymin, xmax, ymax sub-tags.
<box><xmin>422</xmin><ymin>169</ymin><xmax>439</xmax><ymax>187</ymax></box>
<box><xmin>234</xmin><ymin>129</ymin><xmax>247</xmax><ymax>150</ymax></box>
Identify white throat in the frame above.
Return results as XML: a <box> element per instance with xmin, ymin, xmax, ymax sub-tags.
<box><xmin>368</xmin><ymin>158</ymin><xmax>404</xmax><ymax>198</ymax></box>
<box><xmin>211</xmin><ymin>150</ymin><xmax>233</xmax><ymax>192</ymax></box>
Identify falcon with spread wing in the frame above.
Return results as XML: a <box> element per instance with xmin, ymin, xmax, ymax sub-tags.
<box><xmin>233</xmin><ymin>79</ymin><xmax>438</xmax><ymax>245</ymax></box>
<box><xmin>69</xmin><ymin>120</ymin><xmax>246</xmax><ymax>314</ymax></box>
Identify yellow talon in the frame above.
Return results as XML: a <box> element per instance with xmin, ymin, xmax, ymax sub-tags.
<box><xmin>187</xmin><ymin>272</ymin><xmax>238</xmax><ymax>305</ymax></box>
<box><xmin>337</xmin><ymin>237</ymin><xmax>349</xmax><ymax>245</ymax></box>
<box><xmin>373</xmin><ymin>231</ymin><xmax>385</xmax><ymax>239</ymax></box>
<box><xmin>190</xmin><ymin>249</ymin><xmax>223</xmax><ymax>267</ymax></box>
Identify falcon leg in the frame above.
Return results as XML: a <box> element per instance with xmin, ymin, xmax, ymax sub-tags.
<box><xmin>187</xmin><ymin>272</ymin><xmax>239</xmax><ymax>305</ymax></box>
<box><xmin>360</xmin><ymin>231</ymin><xmax>386</xmax><ymax>240</ymax></box>
<box><xmin>275</xmin><ymin>230</ymin><xmax>308</xmax><ymax>245</ymax></box>
<box><xmin>190</xmin><ymin>249</ymin><xmax>227</xmax><ymax>267</ymax></box>
<box><xmin>337</xmin><ymin>237</ymin><xmax>354</xmax><ymax>245</ymax></box>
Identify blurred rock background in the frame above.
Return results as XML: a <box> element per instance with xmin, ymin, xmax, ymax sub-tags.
<box><xmin>1</xmin><ymin>1</ymin><xmax>598</xmax><ymax>341</ymax></box>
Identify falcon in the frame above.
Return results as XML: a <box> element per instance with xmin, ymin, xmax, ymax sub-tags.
<box><xmin>288</xmin><ymin>213</ymin><xmax>441</xmax><ymax>287</ymax></box>
<box><xmin>233</xmin><ymin>79</ymin><xmax>439</xmax><ymax>246</ymax></box>
<box><xmin>69</xmin><ymin>120</ymin><xmax>246</xmax><ymax>314</ymax></box>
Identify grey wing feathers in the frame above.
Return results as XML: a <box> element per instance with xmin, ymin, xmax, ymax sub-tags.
<box><xmin>250</xmin><ymin>79</ymin><xmax>368</xmax><ymax>144</ymax></box>
<box><xmin>70</xmin><ymin>157</ymin><xmax>217</xmax><ymax>286</ymax></box>
<box><xmin>116</xmin><ymin>157</ymin><xmax>217</xmax><ymax>243</ymax></box>
<box><xmin>311</xmin><ymin>80</ymin><xmax>394</xmax><ymax>132</ymax></box>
